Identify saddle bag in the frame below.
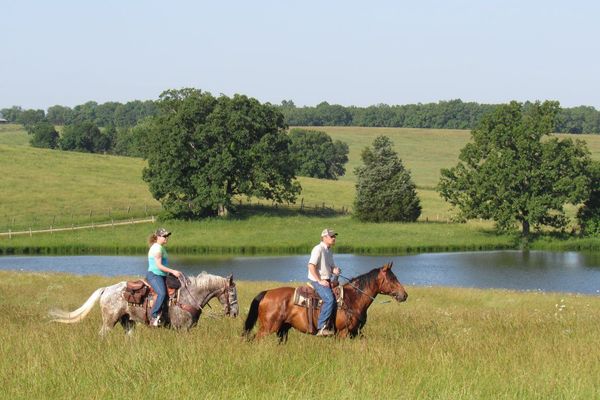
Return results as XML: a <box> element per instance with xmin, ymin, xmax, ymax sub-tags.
<box><xmin>123</xmin><ymin>280</ymin><xmax>149</xmax><ymax>304</ymax></box>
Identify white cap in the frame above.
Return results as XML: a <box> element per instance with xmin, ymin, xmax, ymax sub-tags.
<box><xmin>321</xmin><ymin>228</ymin><xmax>337</xmax><ymax>237</ymax></box>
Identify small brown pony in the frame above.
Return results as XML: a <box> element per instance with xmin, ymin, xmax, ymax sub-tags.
<box><xmin>243</xmin><ymin>262</ymin><xmax>407</xmax><ymax>341</ymax></box>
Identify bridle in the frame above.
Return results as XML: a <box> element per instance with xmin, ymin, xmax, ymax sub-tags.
<box><xmin>176</xmin><ymin>274</ymin><xmax>237</xmax><ymax>319</ymax></box>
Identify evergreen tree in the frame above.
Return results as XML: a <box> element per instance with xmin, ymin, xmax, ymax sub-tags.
<box><xmin>354</xmin><ymin>136</ymin><xmax>421</xmax><ymax>222</ymax></box>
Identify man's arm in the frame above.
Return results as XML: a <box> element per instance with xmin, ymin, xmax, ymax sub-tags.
<box><xmin>308</xmin><ymin>263</ymin><xmax>330</xmax><ymax>287</ymax></box>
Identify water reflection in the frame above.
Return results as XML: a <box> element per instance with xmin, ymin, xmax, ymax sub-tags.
<box><xmin>1</xmin><ymin>250</ymin><xmax>599</xmax><ymax>294</ymax></box>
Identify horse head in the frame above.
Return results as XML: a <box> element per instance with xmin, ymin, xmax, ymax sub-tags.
<box><xmin>188</xmin><ymin>272</ymin><xmax>239</xmax><ymax>318</ymax></box>
<box><xmin>216</xmin><ymin>273</ymin><xmax>239</xmax><ymax>318</ymax></box>
<box><xmin>377</xmin><ymin>262</ymin><xmax>408</xmax><ymax>302</ymax></box>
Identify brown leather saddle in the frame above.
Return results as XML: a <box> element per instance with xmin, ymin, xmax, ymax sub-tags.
<box><xmin>293</xmin><ymin>283</ymin><xmax>344</xmax><ymax>334</ymax></box>
<box><xmin>122</xmin><ymin>276</ymin><xmax>182</xmax><ymax>322</ymax></box>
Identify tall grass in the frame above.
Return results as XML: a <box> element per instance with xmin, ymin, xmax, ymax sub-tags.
<box><xmin>2</xmin><ymin>271</ymin><xmax>600</xmax><ymax>399</ymax></box>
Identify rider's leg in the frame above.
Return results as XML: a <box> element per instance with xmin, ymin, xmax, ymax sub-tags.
<box><xmin>314</xmin><ymin>283</ymin><xmax>335</xmax><ymax>331</ymax></box>
<box><xmin>146</xmin><ymin>271</ymin><xmax>167</xmax><ymax>323</ymax></box>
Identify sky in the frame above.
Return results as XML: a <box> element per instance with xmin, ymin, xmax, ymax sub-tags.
<box><xmin>2</xmin><ymin>0</ymin><xmax>600</xmax><ymax>111</ymax></box>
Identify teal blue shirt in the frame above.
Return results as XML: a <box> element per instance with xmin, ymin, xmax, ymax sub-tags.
<box><xmin>148</xmin><ymin>243</ymin><xmax>168</xmax><ymax>276</ymax></box>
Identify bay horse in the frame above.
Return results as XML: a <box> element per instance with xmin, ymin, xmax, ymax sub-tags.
<box><xmin>49</xmin><ymin>272</ymin><xmax>239</xmax><ymax>335</ymax></box>
<box><xmin>243</xmin><ymin>262</ymin><xmax>407</xmax><ymax>342</ymax></box>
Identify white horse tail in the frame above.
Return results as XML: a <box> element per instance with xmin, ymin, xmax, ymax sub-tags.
<box><xmin>49</xmin><ymin>287</ymin><xmax>106</xmax><ymax>323</ymax></box>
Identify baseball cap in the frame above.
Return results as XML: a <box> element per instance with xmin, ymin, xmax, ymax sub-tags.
<box><xmin>155</xmin><ymin>228</ymin><xmax>172</xmax><ymax>237</ymax></box>
<box><xmin>321</xmin><ymin>228</ymin><xmax>337</xmax><ymax>237</ymax></box>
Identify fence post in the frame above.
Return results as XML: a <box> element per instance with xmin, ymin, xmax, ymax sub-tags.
<box><xmin>29</xmin><ymin>227</ymin><xmax>32</xmax><ymax>237</ymax></box>
<box><xmin>300</xmin><ymin>198</ymin><xmax>304</xmax><ymax>211</ymax></box>
<box><xmin>8</xmin><ymin>229</ymin><xmax>11</xmax><ymax>239</ymax></box>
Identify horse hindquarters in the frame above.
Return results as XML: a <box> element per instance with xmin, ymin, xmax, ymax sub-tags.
<box><xmin>256</xmin><ymin>288</ymin><xmax>303</xmax><ymax>340</ymax></box>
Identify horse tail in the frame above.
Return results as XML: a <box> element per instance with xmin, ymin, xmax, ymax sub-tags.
<box><xmin>243</xmin><ymin>290</ymin><xmax>267</xmax><ymax>337</ymax></box>
<box><xmin>49</xmin><ymin>287</ymin><xmax>106</xmax><ymax>323</ymax></box>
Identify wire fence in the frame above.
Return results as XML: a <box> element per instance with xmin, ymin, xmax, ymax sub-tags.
<box><xmin>1</xmin><ymin>204</ymin><xmax>162</xmax><ymax>236</ymax></box>
<box><xmin>0</xmin><ymin>199</ymin><xmax>456</xmax><ymax>238</ymax></box>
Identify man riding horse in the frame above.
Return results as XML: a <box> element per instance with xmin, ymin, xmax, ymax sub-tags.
<box><xmin>307</xmin><ymin>228</ymin><xmax>342</xmax><ymax>337</ymax></box>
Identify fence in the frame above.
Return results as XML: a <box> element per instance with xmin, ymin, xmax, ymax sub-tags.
<box><xmin>1</xmin><ymin>204</ymin><xmax>162</xmax><ymax>237</ymax></box>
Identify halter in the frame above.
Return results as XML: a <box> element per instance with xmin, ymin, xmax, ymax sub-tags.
<box><xmin>177</xmin><ymin>273</ymin><xmax>237</xmax><ymax>318</ymax></box>
<box><xmin>338</xmin><ymin>273</ymin><xmax>392</xmax><ymax>304</ymax></box>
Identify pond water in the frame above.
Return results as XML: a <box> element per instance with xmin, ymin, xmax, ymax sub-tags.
<box><xmin>2</xmin><ymin>250</ymin><xmax>600</xmax><ymax>294</ymax></box>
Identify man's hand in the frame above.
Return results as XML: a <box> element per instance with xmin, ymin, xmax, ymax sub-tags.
<box><xmin>332</xmin><ymin>266</ymin><xmax>341</xmax><ymax>276</ymax></box>
<box><xmin>318</xmin><ymin>279</ymin><xmax>331</xmax><ymax>287</ymax></box>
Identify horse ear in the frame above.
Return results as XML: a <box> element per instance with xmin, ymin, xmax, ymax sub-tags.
<box><xmin>226</xmin><ymin>273</ymin><xmax>233</xmax><ymax>284</ymax></box>
<box><xmin>389</xmin><ymin>261</ymin><xmax>393</xmax><ymax>269</ymax></box>
<box><xmin>382</xmin><ymin>262</ymin><xmax>391</xmax><ymax>271</ymax></box>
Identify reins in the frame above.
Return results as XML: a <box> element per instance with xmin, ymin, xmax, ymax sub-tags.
<box><xmin>177</xmin><ymin>273</ymin><xmax>233</xmax><ymax>317</ymax></box>
<box><xmin>338</xmin><ymin>273</ymin><xmax>391</xmax><ymax>304</ymax></box>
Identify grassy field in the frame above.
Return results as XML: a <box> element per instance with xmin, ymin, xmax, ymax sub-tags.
<box><xmin>1</xmin><ymin>124</ymin><xmax>599</xmax><ymax>253</ymax></box>
<box><xmin>2</xmin><ymin>271</ymin><xmax>600</xmax><ymax>399</ymax></box>
<box><xmin>0</xmin><ymin>123</ymin><xmax>29</xmax><ymax>145</ymax></box>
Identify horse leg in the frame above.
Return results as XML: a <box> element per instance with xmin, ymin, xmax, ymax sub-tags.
<box><xmin>276</xmin><ymin>323</ymin><xmax>291</xmax><ymax>344</ymax></box>
<box><xmin>99</xmin><ymin>311</ymin><xmax>121</xmax><ymax>336</ymax></box>
<box><xmin>119</xmin><ymin>315</ymin><xmax>135</xmax><ymax>336</ymax></box>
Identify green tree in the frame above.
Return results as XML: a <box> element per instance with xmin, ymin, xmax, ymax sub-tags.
<box><xmin>438</xmin><ymin>101</ymin><xmax>591</xmax><ymax>238</ymax></box>
<box><xmin>46</xmin><ymin>105</ymin><xmax>73</xmax><ymax>125</ymax></box>
<box><xmin>288</xmin><ymin>128</ymin><xmax>349</xmax><ymax>179</ymax></box>
<box><xmin>0</xmin><ymin>106</ymin><xmax>23</xmax><ymax>122</ymax></box>
<box><xmin>142</xmin><ymin>88</ymin><xmax>301</xmax><ymax>218</ymax></box>
<box><xmin>577</xmin><ymin>160</ymin><xmax>600</xmax><ymax>236</ymax></box>
<box><xmin>60</xmin><ymin>121</ymin><xmax>111</xmax><ymax>153</ymax></box>
<box><xmin>112</xmin><ymin>123</ymin><xmax>148</xmax><ymax>157</ymax></box>
<box><xmin>354</xmin><ymin>135</ymin><xmax>421</xmax><ymax>222</ymax></box>
<box><xmin>18</xmin><ymin>109</ymin><xmax>46</xmax><ymax>130</ymax></box>
<box><xmin>28</xmin><ymin>122</ymin><xmax>59</xmax><ymax>149</ymax></box>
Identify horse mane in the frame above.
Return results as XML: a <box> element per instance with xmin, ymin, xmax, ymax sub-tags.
<box><xmin>347</xmin><ymin>268</ymin><xmax>380</xmax><ymax>291</ymax></box>
<box><xmin>188</xmin><ymin>272</ymin><xmax>227</xmax><ymax>291</ymax></box>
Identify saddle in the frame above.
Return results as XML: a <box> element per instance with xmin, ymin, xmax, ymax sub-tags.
<box><xmin>123</xmin><ymin>276</ymin><xmax>181</xmax><ymax>309</ymax></box>
<box><xmin>293</xmin><ymin>283</ymin><xmax>344</xmax><ymax>335</ymax></box>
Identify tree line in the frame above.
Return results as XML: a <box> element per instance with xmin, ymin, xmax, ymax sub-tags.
<box><xmin>3</xmin><ymin>92</ymin><xmax>599</xmax><ymax>237</ymax></box>
<box><xmin>278</xmin><ymin>99</ymin><xmax>600</xmax><ymax>134</ymax></box>
<box><xmin>3</xmin><ymin>98</ymin><xmax>600</xmax><ymax>134</ymax></box>
<box><xmin>1</xmin><ymin>100</ymin><xmax>157</xmax><ymax>128</ymax></box>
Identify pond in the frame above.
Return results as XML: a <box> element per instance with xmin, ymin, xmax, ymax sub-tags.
<box><xmin>2</xmin><ymin>250</ymin><xmax>600</xmax><ymax>295</ymax></box>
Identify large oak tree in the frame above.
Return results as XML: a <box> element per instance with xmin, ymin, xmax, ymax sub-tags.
<box><xmin>438</xmin><ymin>101</ymin><xmax>591</xmax><ymax>238</ymax></box>
<box><xmin>142</xmin><ymin>89</ymin><xmax>300</xmax><ymax>218</ymax></box>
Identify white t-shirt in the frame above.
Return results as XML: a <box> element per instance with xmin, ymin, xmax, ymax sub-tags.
<box><xmin>308</xmin><ymin>241</ymin><xmax>335</xmax><ymax>281</ymax></box>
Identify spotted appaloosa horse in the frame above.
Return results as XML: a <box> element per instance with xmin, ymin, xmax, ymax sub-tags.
<box><xmin>243</xmin><ymin>262</ymin><xmax>407</xmax><ymax>342</ymax></box>
<box><xmin>50</xmin><ymin>272</ymin><xmax>238</xmax><ymax>335</ymax></box>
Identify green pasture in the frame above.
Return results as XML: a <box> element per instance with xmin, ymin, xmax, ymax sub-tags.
<box><xmin>0</xmin><ymin>123</ymin><xmax>29</xmax><ymax>145</ymax></box>
<box><xmin>2</xmin><ymin>271</ymin><xmax>600</xmax><ymax>399</ymax></box>
<box><xmin>0</xmin><ymin>215</ymin><xmax>516</xmax><ymax>255</ymax></box>
<box><xmin>1</xmin><ymin>125</ymin><xmax>600</xmax><ymax>253</ymax></box>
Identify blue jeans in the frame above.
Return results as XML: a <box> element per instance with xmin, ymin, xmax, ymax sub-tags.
<box><xmin>314</xmin><ymin>281</ymin><xmax>336</xmax><ymax>330</ymax></box>
<box><xmin>146</xmin><ymin>271</ymin><xmax>166</xmax><ymax>319</ymax></box>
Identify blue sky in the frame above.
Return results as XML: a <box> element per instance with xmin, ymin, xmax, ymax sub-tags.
<box><xmin>2</xmin><ymin>0</ymin><xmax>599</xmax><ymax>110</ymax></box>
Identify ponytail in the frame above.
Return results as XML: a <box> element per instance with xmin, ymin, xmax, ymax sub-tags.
<box><xmin>148</xmin><ymin>234</ymin><xmax>158</xmax><ymax>247</ymax></box>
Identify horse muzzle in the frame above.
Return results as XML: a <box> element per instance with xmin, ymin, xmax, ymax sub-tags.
<box><xmin>393</xmin><ymin>292</ymin><xmax>408</xmax><ymax>302</ymax></box>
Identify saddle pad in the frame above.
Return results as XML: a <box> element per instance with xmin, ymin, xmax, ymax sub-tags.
<box><xmin>293</xmin><ymin>285</ymin><xmax>344</xmax><ymax>308</ymax></box>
